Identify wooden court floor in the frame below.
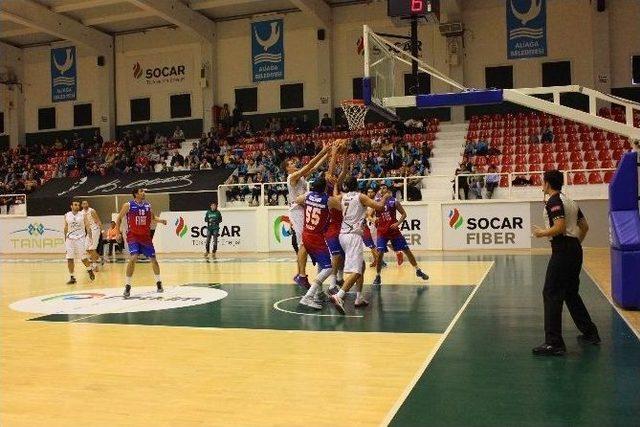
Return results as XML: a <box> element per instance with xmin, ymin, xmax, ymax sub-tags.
<box><xmin>1</xmin><ymin>250</ymin><xmax>639</xmax><ymax>426</ymax></box>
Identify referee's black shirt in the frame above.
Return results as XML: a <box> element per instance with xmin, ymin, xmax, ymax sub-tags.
<box><xmin>543</xmin><ymin>193</ymin><xmax>584</xmax><ymax>250</ymax></box>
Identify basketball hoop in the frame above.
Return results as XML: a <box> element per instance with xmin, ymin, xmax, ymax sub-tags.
<box><xmin>341</xmin><ymin>99</ymin><xmax>368</xmax><ymax>130</ymax></box>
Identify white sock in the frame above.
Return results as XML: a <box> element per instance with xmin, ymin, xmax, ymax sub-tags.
<box><xmin>337</xmin><ymin>289</ymin><xmax>345</xmax><ymax>299</ymax></box>
<box><xmin>126</xmin><ymin>276</ymin><xmax>132</xmax><ymax>285</ymax></box>
<box><xmin>154</xmin><ymin>274</ymin><xmax>161</xmax><ymax>283</ymax></box>
<box><xmin>305</xmin><ymin>283</ymin><xmax>319</xmax><ymax>298</ymax></box>
<box><xmin>315</xmin><ymin>268</ymin><xmax>333</xmax><ymax>285</ymax></box>
<box><xmin>356</xmin><ymin>291</ymin><xmax>362</xmax><ymax>300</ymax></box>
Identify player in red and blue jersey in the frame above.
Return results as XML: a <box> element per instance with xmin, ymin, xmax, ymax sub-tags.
<box><xmin>372</xmin><ymin>182</ymin><xmax>429</xmax><ymax>286</ymax></box>
<box><xmin>294</xmin><ymin>176</ymin><xmax>335</xmax><ymax>310</ymax></box>
<box><xmin>116</xmin><ymin>187</ymin><xmax>168</xmax><ymax>298</ymax></box>
<box><xmin>324</xmin><ymin>151</ymin><xmax>349</xmax><ymax>293</ymax></box>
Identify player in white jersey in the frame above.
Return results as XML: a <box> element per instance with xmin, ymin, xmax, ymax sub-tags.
<box><xmin>284</xmin><ymin>143</ymin><xmax>332</xmax><ymax>289</ymax></box>
<box><xmin>64</xmin><ymin>200</ymin><xmax>95</xmax><ymax>284</ymax></box>
<box><xmin>81</xmin><ymin>200</ymin><xmax>103</xmax><ymax>271</ymax></box>
<box><xmin>329</xmin><ymin>176</ymin><xmax>389</xmax><ymax>314</ymax></box>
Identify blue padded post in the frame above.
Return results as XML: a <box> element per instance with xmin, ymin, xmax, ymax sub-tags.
<box><xmin>609</xmin><ymin>150</ymin><xmax>640</xmax><ymax>309</ymax></box>
<box><xmin>609</xmin><ymin>151</ymin><xmax>638</xmax><ymax>212</ymax></box>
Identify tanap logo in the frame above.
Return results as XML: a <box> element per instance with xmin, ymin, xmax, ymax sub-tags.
<box><xmin>448</xmin><ymin>209</ymin><xmax>464</xmax><ymax>229</ymax></box>
<box><xmin>175</xmin><ymin>217</ymin><xmax>188</xmax><ymax>238</ymax></box>
<box><xmin>10</xmin><ymin>223</ymin><xmax>60</xmax><ymax>236</ymax></box>
<box><xmin>274</xmin><ymin>215</ymin><xmax>292</xmax><ymax>243</ymax></box>
<box><xmin>42</xmin><ymin>293</ymin><xmax>105</xmax><ymax>302</ymax></box>
<box><xmin>133</xmin><ymin>62</ymin><xmax>143</xmax><ymax>79</ymax></box>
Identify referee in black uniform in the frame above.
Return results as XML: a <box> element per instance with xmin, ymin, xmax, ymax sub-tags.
<box><xmin>532</xmin><ymin>170</ymin><xmax>600</xmax><ymax>356</ymax></box>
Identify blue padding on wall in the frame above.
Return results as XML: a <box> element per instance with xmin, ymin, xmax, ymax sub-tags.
<box><xmin>610</xmin><ymin>211</ymin><xmax>640</xmax><ymax>250</ymax></box>
<box><xmin>611</xmin><ymin>248</ymin><xmax>640</xmax><ymax>309</ymax></box>
<box><xmin>609</xmin><ymin>151</ymin><xmax>638</xmax><ymax>212</ymax></box>
<box><xmin>362</xmin><ymin>77</ymin><xmax>372</xmax><ymax>105</ymax></box>
<box><xmin>416</xmin><ymin>89</ymin><xmax>503</xmax><ymax>108</ymax></box>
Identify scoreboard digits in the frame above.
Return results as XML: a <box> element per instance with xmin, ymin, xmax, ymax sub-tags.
<box><xmin>388</xmin><ymin>0</ymin><xmax>437</xmax><ymax>17</ymax></box>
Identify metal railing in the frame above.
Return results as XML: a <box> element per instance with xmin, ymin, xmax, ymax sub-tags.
<box><xmin>217</xmin><ymin>169</ymin><xmax>614</xmax><ymax>208</ymax></box>
<box><xmin>452</xmin><ymin>168</ymin><xmax>615</xmax><ymax>200</ymax></box>
<box><xmin>0</xmin><ymin>193</ymin><xmax>27</xmax><ymax>217</ymax></box>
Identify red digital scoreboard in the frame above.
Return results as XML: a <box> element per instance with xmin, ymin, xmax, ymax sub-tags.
<box><xmin>387</xmin><ymin>0</ymin><xmax>439</xmax><ymax>17</ymax></box>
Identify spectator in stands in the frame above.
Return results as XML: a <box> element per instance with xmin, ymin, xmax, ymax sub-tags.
<box><xmin>476</xmin><ymin>139</ymin><xmax>489</xmax><ymax>156</ymax></box>
<box><xmin>220</xmin><ymin>104</ymin><xmax>231</xmax><ymax>128</ymax></box>
<box><xmin>512</xmin><ymin>175</ymin><xmax>531</xmax><ymax>186</ymax></box>
<box><xmin>200</xmin><ymin>158</ymin><xmax>212</xmax><ymax>170</ymax></box>
<box><xmin>299</xmin><ymin>115</ymin><xmax>312</xmax><ymax>134</ymax></box>
<box><xmin>529</xmin><ymin>133</ymin><xmax>540</xmax><ymax>144</ymax></box>
<box><xmin>454</xmin><ymin>163</ymin><xmax>471</xmax><ymax>200</ymax></box>
<box><xmin>464</xmin><ymin>140</ymin><xmax>476</xmax><ymax>157</ymax></box>
<box><xmin>232</xmin><ymin>103</ymin><xmax>243</xmax><ymax>127</ymax></box>
<box><xmin>542</xmin><ymin>125</ymin><xmax>554</xmax><ymax>143</ymax></box>
<box><xmin>320</xmin><ymin>113</ymin><xmax>332</xmax><ymax>129</ymax></box>
<box><xmin>93</xmin><ymin>130</ymin><xmax>104</xmax><ymax>146</ymax></box>
<box><xmin>469</xmin><ymin>175</ymin><xmax>484</xmax><ymax>199</ymax></box>
<box><xmin>173</xmin><ymin>126</ymin><xmax>185</xmax><ymax>142</ymax></box>
<box><xmin>485</xmin><ymin>165</ymin><xmax>500</xmax><ymax>199</ymax></box>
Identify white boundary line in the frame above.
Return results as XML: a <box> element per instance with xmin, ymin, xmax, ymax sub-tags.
<box><xmin>273</xmin><ymin>296</ymin><xmax>364</xmax><ymax>318</ymax></box>
<box><xmin>379</xmin><ymin>261</ymin><xmax>495</xmax><ymax>427</ymax></box>
<box><xmin>583</xmin><ymin>267</ymin><xmax>640</xmax><ymax>341</ymax></box>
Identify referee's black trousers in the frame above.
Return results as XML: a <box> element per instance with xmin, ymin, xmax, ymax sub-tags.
<box><xmin>543</xmin><ymin>237</ymin><xmax>598</xmax><ymax>347</ymax></box>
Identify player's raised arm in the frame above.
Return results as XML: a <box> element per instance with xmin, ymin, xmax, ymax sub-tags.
<box><xmin>328</xmin><ymin>194</ymin><xmax>343</xmax><ymax>210</ymax></box>
<box><xmin>360</xmin><ymin>191</ymin><xmax>390</xmax><ymax>211</ymax></box>
<box><xmin>292</xmin><ymin>143</ymin><xmax>332</xmax><ymax>181</ymax></box>
<box><xmin>294</xmin><ymin>192</ymin><xmax>309</xmax><ymax>206</ymax></box>
<box><xmin>115</xmin><ymin>202</ymin><xmax>130</xmax><ymax>231</ymax></box>
<box><xmin>334</xmin><ymin>153</ymin><xmax>350</xmax><ymax>196</ymax></box>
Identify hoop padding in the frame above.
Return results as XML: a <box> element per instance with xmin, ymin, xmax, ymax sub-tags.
<box><xmin>341</xmin><ymin>100</ymin><xmax>369</xmax><ymax>130</ymax></box>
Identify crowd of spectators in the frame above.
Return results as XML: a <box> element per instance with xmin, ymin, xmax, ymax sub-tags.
<box><xmin>0</xmin><ymin>112</ymin><xmax>437</xmax><ymax>201</ymax></box>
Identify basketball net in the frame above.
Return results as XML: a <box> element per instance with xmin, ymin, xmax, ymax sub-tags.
<box><xmin>341</xmin><ymin>99</ymin><xmax>368</xmax><ymax>130</ymax></box>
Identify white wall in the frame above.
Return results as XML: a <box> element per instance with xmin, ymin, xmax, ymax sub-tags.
<box><xmin>115</xmin><ymin>27</ymin><xmax>205</xmax><ymax>127</ymax></box>
<box><xmin>0</xmin><ymin>42</ymin><xmax>24</xmax><ymax>147</ymax></box>
<box><xmin>22</xmin><ymin>43</ymin><xmax>113</xmax><ymax>137</ymax></box>
<box><xmin>216</xmin><ymin>13</ymin><xmax>321</xmax><ymax>116</ymax></box>
<box><xmin>609</xmin><ymin>0</ymin><xmax>640</xmax><ymax>88</ymax></box>
<box><xmin>462</xmin><ymin>0</ymin><xmax>597</xmax><ymax>89</ymax></box>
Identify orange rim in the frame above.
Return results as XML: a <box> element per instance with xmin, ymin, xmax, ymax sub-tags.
<box><xmin>341</xmin><ymin>99</ymin><xmax>365</xmax><ymax>106</ymax></box>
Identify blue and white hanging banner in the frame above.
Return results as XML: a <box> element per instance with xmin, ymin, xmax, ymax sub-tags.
<box><xmin>51</xmin><ymin>46</ymin><xmax>77</xmax><ymax>102</ymax></box>
<box><xmin>251</xmin><ymin>19</ymin><xmax>284</xmax><ymax>82</ymax></box>
<box><xmin>506</xmin><ymin>0</ymin><xmax>547</xmax><ymax>59</ymax></box>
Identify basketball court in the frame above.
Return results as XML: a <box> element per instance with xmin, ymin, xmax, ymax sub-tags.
<box><xmin>1</xmin><ymin>250</ymin><xmax>639</xmax><ymax>426</ymax></box>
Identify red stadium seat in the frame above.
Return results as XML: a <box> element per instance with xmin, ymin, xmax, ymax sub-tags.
<box><xmin>554</xmin><ymin>142</ymin><xmax>568</xmax><ymax>152</ymax></box>
<box><xmin>543</xmin><ymin>162</ymin><xmax>556</xmax><ymax>171</ymax></box>
<box><xmin>571</xmin><ymin>161</ymin><xmax>585</xmax><ymax>170</ymax></box>
<box><xmin>588</xmin><ymin>172</ymin><xmax>604</xmax><ymax>184</ymax></box>
<box><xmin>515</xmin><ymin>145</ymin><xmax>527</xmax><ymax>154</ymax></box>
<box><xmin>598</xmin><ymin>150</ymin><xmax>612</xmax><ymax>161</ymax></box>
<box><xmin>500</xmin><ymin>175</ymin><xmax>510</xmax><ymax>187</ymax></box>
<box><xmin>530</xmin><ymin>174</ymin><xmax>542</xmax><ymax>186</ymax></box>
<box><xmin>585</xmin><ymin>160</ymin><xmax>599</xmax><ymax>170</ymax></box>
<box><xmin>569</xmin><ymin>151</ymin><xmax>583</xmax><ymax>162</ymax></box>
<box><xmin>541</xmin><ymin>144</ymin><xmax>553</xmax><ymax>153</ymax></box>
<box><xmin>501</xmin><ymin>155</ymin><xmax>513</xmax><ymax>165</ymax></box>
<box><xmin>584</xmin><ymin>151</ymin><xmax>598</xmax><ymax>162</ymax></box>
<box><xmin>514</xmin><ymin>164</ymin><xmax>527</xmax><ymax>173</ymax></box>
<box><xmin>542</xmin><ymin>152</ymin><xmax>555</xmax><ymax>164</ymax></box>
<box><xmin>500</xmin><ymin>165</ymin><xmax>513</xmax><ymax>173</ymax></box>
<box><xmin>502</xmin><ymin>145</ymin><xmax>514</xmax><ymax>155</ymax></box>
<box><xmin>515</xmin><ymin>155</ymin><xmax>526</xmax><ymax>165</ymax></box>
<box><xmin>528</xmin><ymin>153</ymin><xmax>541</xmax><ymax>164</ymax></box>
<box><xmin>571</xmin><ymin>172</ymin><xmax>587</xmax><ymax>185</ymax></box>
<box><xmin>474</xmin><ymin>156</ymin><xmax>487</xmax><ymax>166</ymax></box>
<box><xmin>600</xmin><ymin>159</ymin><xmax>615</xmax><ymax>169</ymax></box>
<box><xmin>556</xmin><ymin>152</ymin><xmax>569</xmax><ymax>163</ymax></box>
<box><xmin>557</xmin><ymin>161</ymin><xmax>570</xmax><ymax>171</ymax></box>
<box><xmin>529</xmin><ymin>163</ymin><xmax>542</xmax><ymax>172</ymax></box>
<box><xmin>528</xmin><ymin>144</ymin><xmax>541</xmax><ymax>154</ymax></box>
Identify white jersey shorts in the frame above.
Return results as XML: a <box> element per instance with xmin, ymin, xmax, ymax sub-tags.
<box><xmin>85</xmin><ymin>227</ymin><xmax>101</xmax><ymax>251</ymax></box>
<box><xmin>289</xmin><ymin>206</ymin><xmax>305</xmax><ymax>235</ymax></box>
<box><xmin>66</xmin><ymin>238</ymin><xmax>88</xmax><ymax>260</ymax></box>
<box><xmin>339</xmin><ymin>233</ymin><xmax>364</xmax><ymax>274</ymax></box>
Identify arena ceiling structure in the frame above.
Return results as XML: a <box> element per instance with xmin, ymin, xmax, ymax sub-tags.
<box><xmin>0</xmin><ymin>0</ymin><xmax>357</xmax><ymax>49</ymax></box>
<box><xmin>0</xmin><ymin>0</ymin><xmax>463</xmax><ymax>49</ymax></box>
